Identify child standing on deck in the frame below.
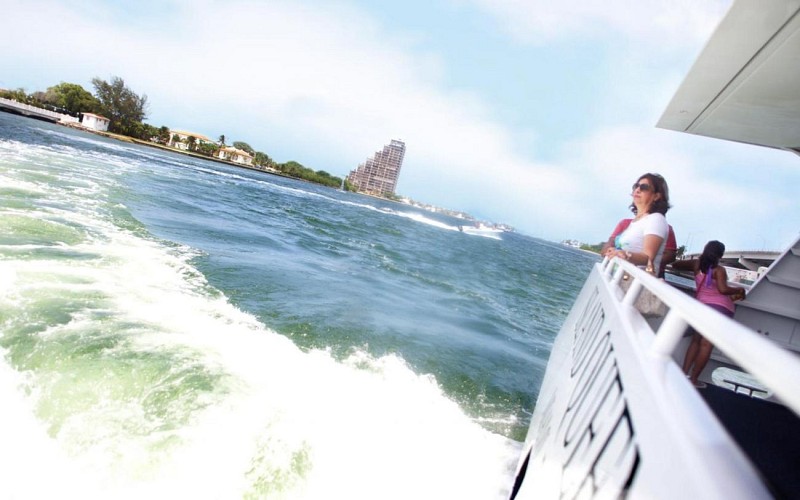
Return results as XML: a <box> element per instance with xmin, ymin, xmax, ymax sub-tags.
<box><xmin>676</xmin><ymin>240</ymin><xmax>746</xmax><ymax>388</ymax></box>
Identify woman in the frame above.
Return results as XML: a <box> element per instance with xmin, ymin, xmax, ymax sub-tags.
<box><xmin>678</xmin><ymin>240</ymin><xmax>746</xmax><ymax>388</ymax></box>
<box><xmin>603</xmin><ymin>173</ymin><xmax>671</xmax><ymax>273</ymax></box>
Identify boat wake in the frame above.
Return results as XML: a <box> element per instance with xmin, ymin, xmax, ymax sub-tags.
<box><xmin>0</xmin><ymin>136</ymin><xmax>519</xmax><ymax>499</ymax></box>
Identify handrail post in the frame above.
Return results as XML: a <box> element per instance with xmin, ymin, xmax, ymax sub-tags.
<box><xmin>651</xmin><ymin>310</ymin><xmax>688</xmax><ymax>357</ymax></box>
<box><xmin>611</xmin><ymin>262</ymin><xmax>624</xmax><ymax>283</ymax></box>
<box><xmin>601</xmin><ymin>256</ymin><xmax>612</xmax><ymax>278</ymax></box>
<box><xmin>621</xmin><ymin>278</ymin><xmax>641</xmax><ymax>307</ymax></box>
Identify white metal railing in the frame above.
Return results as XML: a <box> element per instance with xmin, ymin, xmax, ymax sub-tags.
<box><xmin>0</xmin><ymin>97</ymin><xmax>79</xmax><ymax>123</ymax></box>
<box><xmin>601</xmin><ymin>256</ymin><xmax>800</xmax><ymax>415</ymax></box>
<box><xmin>510</xmin><ymin>257</ymin><xmax>777</xmax><ymax>499</ymax></box>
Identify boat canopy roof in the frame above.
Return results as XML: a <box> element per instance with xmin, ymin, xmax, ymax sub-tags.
<box><xmin>657</xmin><ymin>0</ymin><xmax>800</xmax><ymax>155</ymax></box>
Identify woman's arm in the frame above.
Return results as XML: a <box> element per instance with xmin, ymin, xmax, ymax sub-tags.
<box><xmin>606</xmin><ymin>234</ymin><xmax>664</xmax><ymax>267</ymax></box>
<box><xmin>714</xmin><ymin>266</ymin><xmax>746</xmax><ymax>299</ymax></box>
<box><xmin>600</xmin><ymin>237</ymin><xmax>615</xmax><ymax>256</ymax></box>
<box><xmin>628</xmin><ymin>214</ymin><xmax>667</xmax><ymax>269</ymax></box>
<box><xmin>601</xmin><ymin>219</ymin><xmax>631</xmax><ymax>255</ymax></box>
<box><xmin>641</xmin><ymin>234</ymin><xmax>664</xmax><ymax>268</ymax></box>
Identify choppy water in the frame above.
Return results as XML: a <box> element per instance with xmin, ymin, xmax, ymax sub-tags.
<box><xmin>0</xmin><ymin>112</ymin><xmax>597</xmax><ymax>499</ymax></box>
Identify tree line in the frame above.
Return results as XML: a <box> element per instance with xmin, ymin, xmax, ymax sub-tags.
<box><xmin>1</xmin><ymin>77</ymin><xmax>346</xmax><ymax>189</ymax></box>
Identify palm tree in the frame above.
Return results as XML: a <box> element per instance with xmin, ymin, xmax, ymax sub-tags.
<box><xmin>218</xmin><ymin>134</ymin><xmax>226</xmax><ymax>146</ymax></box>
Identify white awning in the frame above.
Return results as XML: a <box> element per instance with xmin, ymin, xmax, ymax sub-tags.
<box><xmin>657</xmin><ymin>0</ymin><xmax>800</xmax><ymax>155</ymax></box>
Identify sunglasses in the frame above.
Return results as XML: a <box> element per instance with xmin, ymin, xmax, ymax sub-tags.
<box><xmin>632</xmin><ymin>182</ymin><xmax>653</xmax><ymax>192</ymax></box>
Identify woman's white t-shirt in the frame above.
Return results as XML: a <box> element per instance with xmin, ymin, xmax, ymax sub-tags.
<box><xmin>616</xmin><ymin>213</ymin><xmax>669</xmax><ymax>271</ymax></box>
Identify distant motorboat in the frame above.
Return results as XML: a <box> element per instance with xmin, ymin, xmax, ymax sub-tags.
<box><xmin>458</xmin><ymin>222</ymin><xmax>503</xmax><ymax>237</ymax></box>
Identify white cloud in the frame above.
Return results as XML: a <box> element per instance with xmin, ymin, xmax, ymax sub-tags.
<box><xmin>459</xmin><ymin>0</ymin><xmax>732</xmax><ymax>48</ymax></box>
<box><xmin>2</xmin><ymin>0</ymin><xmax>796</xmax><ymax>252</ymax></box>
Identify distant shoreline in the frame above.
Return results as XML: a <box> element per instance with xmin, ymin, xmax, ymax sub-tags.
<box><xmin>4</xmin><ymin>109</ymin><xmax>496</xmax><ymax>226</ymax></box>
<box><xmin>0</xmin><ymin>107</ymin><xmax>317</xmax><ymax>184</ymax></box>
<box><xmin>59</xmin><ymin>120</ymin><xmax>499</xmax><ymax>226</ymax></box>
<box><xmin>60</xmin><ymin>119</ymin><xmax>312</xmax><ymax>184</ymax></box>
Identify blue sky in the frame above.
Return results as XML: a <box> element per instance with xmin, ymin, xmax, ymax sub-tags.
<box><xmin>2</xmin><ymin>0</ymin><xmax>798</xmax><ymax>252</ymax></box>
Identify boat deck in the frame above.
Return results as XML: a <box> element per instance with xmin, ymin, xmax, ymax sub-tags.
<box><xmin>701</xmin><ymin>385</ymin><xmax>800</xmax><ymax>499</ymax></box>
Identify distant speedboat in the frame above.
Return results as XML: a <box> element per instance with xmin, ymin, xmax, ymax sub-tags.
<box><xmin>458</xmin><ymin>222</ymin><xmax>503</xmax><ymax>236</ymax></box>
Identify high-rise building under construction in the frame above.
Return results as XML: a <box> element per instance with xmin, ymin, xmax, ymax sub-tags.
<box><xmin>346</xmin><ymin>139</ymin><xmax>405</xmax><ymax>196</ymax></box>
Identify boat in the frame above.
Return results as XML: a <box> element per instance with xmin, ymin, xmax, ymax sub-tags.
<box><xmin>458</xmin><ymin>222</ymin><xmax>504</xmax><ymax>238</ymax></box>
<box><xmin>508</xmin><ymin>1</ymin><xmax>800</xmax><ymax>498</ymax></box>
<box><xmin>666</xmin><ymin>249</ymin><xmax>780</xmax><ymax>294</ymax></box>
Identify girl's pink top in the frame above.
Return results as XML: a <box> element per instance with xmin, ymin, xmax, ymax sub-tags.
<box><xmin>695</xmin><ymin>269</ymin><xmax>735</xmax><ymax>313</ymax></box>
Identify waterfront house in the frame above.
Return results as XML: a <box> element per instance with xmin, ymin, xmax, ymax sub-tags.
<box><xmin>80</xmin><ymin>113</ymin><xmax>110</xmax><ymax>132</ymax></box>
<box><xmin>217</xmin><ymin>146</ymin><xmax>254</xmax><ymax>165</ymax></box>
<box><xmin>168</xmin><ymin>130</ymin><xmax>214</xmax><ymax>151</ymax></box>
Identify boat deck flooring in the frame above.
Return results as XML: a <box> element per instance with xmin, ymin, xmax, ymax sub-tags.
<box><xmin>701</xmin><ymin>385</ymin><xmax>800</xmax><ymax>499</ymax></box>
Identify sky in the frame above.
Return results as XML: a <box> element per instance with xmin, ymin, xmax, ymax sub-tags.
<box><xmin>1</xmin><ymin>0</ymin><xmax>798</xmax><ymax>253</ymax></box>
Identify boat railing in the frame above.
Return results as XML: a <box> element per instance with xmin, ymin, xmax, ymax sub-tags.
<box><xmin>509</xmin><ymin>256</ymin><xmax>796</xmax><ymax>499</ymax></box>
<box><xmin>601</xmin><ymin>256</ymin><xmax>800</xmax><ymax>415</ymax></box>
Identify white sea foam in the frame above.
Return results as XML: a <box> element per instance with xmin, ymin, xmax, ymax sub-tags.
<box><xmin>0</xmin><ymin>138</ymin><xmax>520</xmax><ymax>499</ymax></box>
<box><xmin>37</xmin><ymin>126</ymin><xmax>141</xmax><ymax>155</ymax></box>
<box><xmin>0</xmin><ymin>353</ymin><xmax>90</xmax><ymax>498</ymax></box>
<box><xmin>392</xmin><ymin>210</ymin><xmax>460</xmax><ymax>231</ymax></box>
<box><xmin>2</xmin><ymin>235</ymin><xmax>520</xmax><ymax>498</ymax></box>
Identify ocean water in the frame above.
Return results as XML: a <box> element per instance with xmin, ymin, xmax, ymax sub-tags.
<box><xmin>0</xmin><ymin>112</ymin><xmax>597</xmax><ymax>499</ymax></box>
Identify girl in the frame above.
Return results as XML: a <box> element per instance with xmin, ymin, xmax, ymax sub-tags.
<box><xmin>680</xmin><ymin>240</ymin><xmax>746</xmax><ymax>388</ymax></box>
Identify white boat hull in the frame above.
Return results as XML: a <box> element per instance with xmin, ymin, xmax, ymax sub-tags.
<box><xmin>508</xmin><ymin>259</ymin><xmax>798</xmax><ymax>499</ymax></box>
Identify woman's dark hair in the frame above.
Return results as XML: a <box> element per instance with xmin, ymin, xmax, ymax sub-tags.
<box><xmin>629</xmin><ymin>173</ymin><xmax>671</xmax><ymax>215</ymax></box>
<box><xmin>699</xmin><ymin>240</ymin><xmax>725</xmax><ymax>275</ymax></box>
